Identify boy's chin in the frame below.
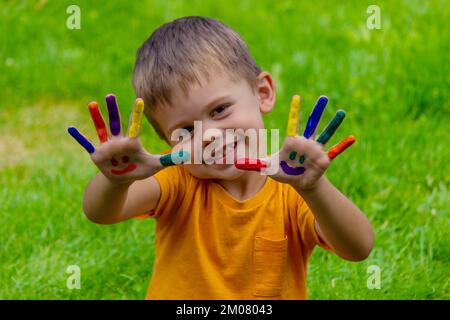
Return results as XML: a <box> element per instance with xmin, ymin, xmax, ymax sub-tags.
<box><xmin>184</xmin><ymin>163</ymin><xmax>245</xmax><ymax>180</ymax></box>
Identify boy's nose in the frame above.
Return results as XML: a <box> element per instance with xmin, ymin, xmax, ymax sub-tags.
<box><xmin>201</xmin><ymin>128</ymin><xmax>226</xmax><ymax>149</ymax></box>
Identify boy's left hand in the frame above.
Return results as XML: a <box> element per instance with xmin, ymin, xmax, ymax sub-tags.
<box><xmin>235</xmin><ymin>95</ymin><xmax>355</xmax><ymax>190</ymax></box>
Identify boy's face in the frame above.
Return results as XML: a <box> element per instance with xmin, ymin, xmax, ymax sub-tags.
<box><xmin>151</xmin><ymin>71</ymin><xmax>276</xmax><ymax>180</ymax></box>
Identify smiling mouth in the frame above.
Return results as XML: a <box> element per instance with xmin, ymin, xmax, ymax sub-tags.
<box><xmin>280</xmin><ymin>161</ymin><xmax>306</xmax><ymax>175</ymax></box>
<box><xmin>203</xmin><ymin>141</ymin><xmax>239</xmax><ymax>165</ymax></box>
<box><xmin>111</xmin><ymin>163</ymin><xmax>137</xmax><ymax>175</ymax></box>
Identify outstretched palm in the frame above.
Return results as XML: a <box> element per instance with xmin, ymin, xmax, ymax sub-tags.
<box><xmin>235</xmin><ymin>95</ymin><xmax>355</xmax><ymax>190</ymax></box>
<box><xmin>68</xmin><ymin>94</ymin><xmax>188</xmax><ymax>184</ymax></box>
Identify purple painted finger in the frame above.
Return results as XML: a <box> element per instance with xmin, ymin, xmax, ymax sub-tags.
<box><xmin>106</xmin><ymin>94</ymin><xmax>121</xmax><ymax>136</ymax></box>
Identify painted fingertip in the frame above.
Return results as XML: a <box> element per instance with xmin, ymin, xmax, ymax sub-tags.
<box><xmin>67</xmin><ymin>126</ymin><xmax>95</xmax><ymax>154</ymax></box>
<box><xmin>175</xmin><ymin>150</ymin><xmax>190</xmax><ymax>163</ymax></box>
<box><xmin>67</xmin><ymin>126</ymin><xmax>80</xmax><ymax>139</ymax></box>
<box><xmin>88</xmin><ymin>101</ymin><xmax>98</xmax><ymax>110</ymax></box>
<box><xmin>160</xmin><ymin>150</ymin><xmax>190</xmax><ymax>166</ymax></box>
<box><xmin>316</xmin><ymin>109</ymin><xmax>347</xmax><ymax>145</ymax></box>
<box><xmin>336</xmin><ymin>109</ymin><xmax>346</xmax><ymax>118</ymax></box>
<box><xmin>135</xmin><ymin>98</ymin><xmax>144</xmax><ymax>111</ymax></box>
<box><xmin>105</xmin><ymin>93</ymin><xmax>116</xmax><ymax>103</ymax></box>
<box><xmin>328</xmin><ymin>135</ymin><xmax>356</xmax><ymax>160</ymax></box>
<box><xmin>128</xmin><ymin>98</ymin><xmax>144</xmax><ymax>138</ymax></box>
<box><xmin>303</xmin><ymin>96</ymin><xmax>328</xmax><ymax>139</ymax></box>
<box><xmin>88</xmin><ymin>101</ymin><xmax>108</xmax><ymax>143</ymax></box>
<box><xmin>317</xmin><ymin>95</ymin><xmax>328</xmax><ymax>104</ymax></box>
<box><xmin>106</xmin><ymin>94</ymin><xmax>121</xmax><ymax>136</ymax></box>
<box><xmin>291</xmin><ymin>95</ymin><xmax>301</xmax><ymax>105</ymax></box>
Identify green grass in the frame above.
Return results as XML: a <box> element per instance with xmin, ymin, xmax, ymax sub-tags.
<box><xmin>0</xmin><ymin>0</ymin><xmax>449</xmax><ymax>299</ymax></box>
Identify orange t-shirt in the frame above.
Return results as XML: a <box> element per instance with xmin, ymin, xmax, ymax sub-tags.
<box><xmin>142</xmin><ymin>165</ymin><xmax>330</xmax><ymax>300</ymax></box>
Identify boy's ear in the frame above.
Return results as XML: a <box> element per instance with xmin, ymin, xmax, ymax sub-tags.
<box><xmin>255</xmin><ymin>71</ymin><xmax>276</xmax><ymax>114</ymax></box>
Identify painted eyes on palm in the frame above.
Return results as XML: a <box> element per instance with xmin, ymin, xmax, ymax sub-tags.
<box><xmin>280</xmin><ymin>151</ymin><xmax>306</xmax><ymax>176</ymax></box>
<box><xmin>110</xmin><ymin>155</ymin><xmax>137</xmax><ymax>175</ymax></box>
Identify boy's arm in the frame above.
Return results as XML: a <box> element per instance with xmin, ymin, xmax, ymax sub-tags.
<box><xmin>235</xmin><ymin>95</ymin><xmax>374</xmax><ymax>261</ymax></box>
<box><xmin>82</xmin><ymin>174</ymin><xmax>161</xmax><ymax>224</ymax></box>
<box><xmin>295</xmin><ymin>176</ymin><xmax>374</xmax><ymax>261</ymax></box>
<box><xmin>68</xmin><ymin>95</ymin><xmax>189</xmax><ymax>225</ymax></box>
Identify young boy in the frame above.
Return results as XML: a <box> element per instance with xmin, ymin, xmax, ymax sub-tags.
<box><xmin>68</xmin><ymin>16</ymin><xmax>374</xmax><ymax>299</ymax></box>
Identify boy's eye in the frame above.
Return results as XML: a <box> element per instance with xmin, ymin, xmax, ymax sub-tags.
<box><xmin>211</xmin><ymin>104</ymin><xmax>230</xmax><ymax>117</ymax></box>
<box><xmin>183</xmin><ymin>126</ymin><xmax>194</xmax><ymax>132</ymax></box>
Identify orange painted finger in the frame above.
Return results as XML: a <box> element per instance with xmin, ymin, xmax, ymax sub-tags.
<box><xmin>88</xmin><ymin>101</ymin><xmax>108</xmax><ymax>143</ymax></box>
<box><xmin>327</xmin><ymin>135</ymin><xmax>356</xmax><ymax>160</ymax></box>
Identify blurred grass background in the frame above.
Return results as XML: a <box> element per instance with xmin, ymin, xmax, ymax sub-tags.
<box><xmin>0</xmin><ymin>0</ymin><xmax>448</xmax><ymax>299</ymax></box>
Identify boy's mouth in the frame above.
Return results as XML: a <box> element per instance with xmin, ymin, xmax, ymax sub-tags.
<box><xmin>203</xmin><ymin>141</ymin><xmax>239</xmax><ymax>165</ymax></box>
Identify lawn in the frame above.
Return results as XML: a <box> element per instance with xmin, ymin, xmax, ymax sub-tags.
<box><xmin>0</xmin><ymin>0</ymin><xmax>448</xmax><ymax>299</ymax></box>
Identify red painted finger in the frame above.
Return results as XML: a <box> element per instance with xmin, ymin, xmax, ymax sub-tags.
<box><xmin>235</xmin><ymin>158</ymin><xmax>268</xmax><ymax>172</ymax></box>
<box><xmin>327</xmin><ymin>135</ymin><xmax>356</xmax><ymax>160</ymax></box>
<box><xmin>88</xmin><ymin>101</ymin><xmax>108</xmax><ymax>143</ymax></box>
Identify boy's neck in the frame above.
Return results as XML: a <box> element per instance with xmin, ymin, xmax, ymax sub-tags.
<box><xmin>214</xmin><ymin>171</ymin><xmax>267</xmax><ymax>201</ymax></box>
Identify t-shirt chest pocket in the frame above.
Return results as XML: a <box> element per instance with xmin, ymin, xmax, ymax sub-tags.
<box><xmin>252</xmin><ymin>234</ymin><xmax>288</xmax><ymax>297</ymax></box>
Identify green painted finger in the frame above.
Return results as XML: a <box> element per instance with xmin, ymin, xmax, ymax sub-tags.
<box><xmin>160</xmin><ymin>150</ymin><xmax>190</xmax><ymax>166</ymax></box>
<box><xmin>316</xmin><ymin>110</ymin><xmax>346</xmax><ymax>145</ymax></box>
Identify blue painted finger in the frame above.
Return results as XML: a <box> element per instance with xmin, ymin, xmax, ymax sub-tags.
<box><xmin>303</xmin><ymin>95</ymin><xmax>328</xmax><ymax>139</ymax></box>
<box><xmin>68</xmin><ymin>126</ymin><xmax>95</xmax><ymax>154</ymax></box>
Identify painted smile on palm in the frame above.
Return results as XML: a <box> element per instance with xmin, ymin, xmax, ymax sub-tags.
<box><xmin>280</xmin><ymin>151</ymin><xmax>306</xmax><ymax>175</ymax></box>
<box><xmin>110</xmin><ymin>155</ymin><xmax>137</xmax><ymax>175</ymax></box>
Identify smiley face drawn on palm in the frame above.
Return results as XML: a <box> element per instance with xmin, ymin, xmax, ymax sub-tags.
<box><xmin>110</xmin><ymin>155</ymin><xmax>136</xmax><ymax>175</ymax></box>
<box><xmin>68</xmin><ymin>94</ymin><xmax>189</xmax><ymax>183</ymax></box>
<box><xmin>235</xmin><ymin>95</ymin><xmax>355</xmax><ymax>190</ymax></box>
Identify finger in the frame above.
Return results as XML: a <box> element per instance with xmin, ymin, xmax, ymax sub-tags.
<box><xmin>128</xmin><ymin>98</ymin><xmax>144</xmax><ymax>138</ymax></box>
<box><xmin>235</xmin><ymin>158</ymin><xmax>268</xmax><ymax>172</ymax></box>
<box><xmin>67</xmin><ymin>126</ymin><xmax>95</xmax><ymax>154</ymax></box>
<box><xmin>303</xmin><ymin>95</ymin><xmax>328</xmax><ymax>139</ymax></box>
<box><xmin>88</xmin><ymin>101</ymin><xmax>108</xmax><ymax>143</ymax></box>
<box><xmin>106</xmin><ymin>94</ymin><xmax>121</xmax><ymax>136</ymax></box>
<box><xmin>328</xmin><ymin>135</ymin><xmax>356</xmax><ymax>160</ymax></box>
<box><xmin>316</xmin><ymin>109</ymin><xmax>346</xmax><ymax>145</ymax></box>
<box><xmin>286</xmin><ymin>95</ymin><xmax>301</xmax><ymax>137</ymax></box>
<box><xmin>159</xmin><ymin>150</ymin><xmax>190</xmax><ymax>167</ymax></box>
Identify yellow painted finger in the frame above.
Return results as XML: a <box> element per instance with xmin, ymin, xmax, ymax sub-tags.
<box><xmin>286</xmin><ymin>95</ymin><xmax>301</xmax><ymax>137</ymax></box>
<box><xmin>128</xmin><ymin>98</ymin><xmax>144</xmax><ymax>138</ymax></box>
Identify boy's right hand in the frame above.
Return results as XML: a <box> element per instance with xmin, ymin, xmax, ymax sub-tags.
<box><xmin>68</xmin><ymin>94</ymin><xmax>189</xmax><ymax>184</ymax></box>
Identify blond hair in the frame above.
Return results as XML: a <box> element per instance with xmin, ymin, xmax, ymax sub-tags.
<box><xmin>132</xmin><ymin>16</ymin><xmax>261</xmax><ymax>138</ymax></box>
